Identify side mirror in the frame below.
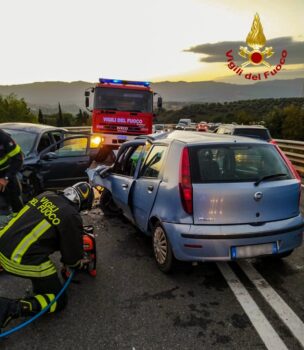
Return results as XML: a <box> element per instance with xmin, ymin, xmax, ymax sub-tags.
<box><xmin>157</xmin><ymin>97</ymin><xmax>163</xmax><ymax>109</ymax></box>
<box><xmin>85</xmin><ymin>96</ymin><xmax>90</xmax><ymax>108</ymax></box>
<box><xmin>41</xmin><ymin>152</ymin><xmax>58</xmax><ymax>160</ymax></box>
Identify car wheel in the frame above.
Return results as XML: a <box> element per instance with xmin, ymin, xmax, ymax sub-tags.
<box><xmin>99</xmin><ymin>188</ymin><xmax>121</xmax><ymax>216</ymax></box>
<box><xmin>152</xmin><ymin>223</ymin><xmax>176</xmax><ymax>273</ymax></box>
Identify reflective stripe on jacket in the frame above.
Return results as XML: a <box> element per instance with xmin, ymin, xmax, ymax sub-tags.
<box><xmin>0</xmin><ymin>192</ymin><xmax>83</xmax><ymax>278</ymax></box>
<box><xmin>0</xmin><ymin>129</ymin><xmax>23</xmax><ymax>178</ymax></box>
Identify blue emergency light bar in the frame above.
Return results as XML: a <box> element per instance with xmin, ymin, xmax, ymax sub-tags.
<box><xmin>99</xmin><ymin>78</ymin><xmax>150</xmax><ymax>87</ymax></box>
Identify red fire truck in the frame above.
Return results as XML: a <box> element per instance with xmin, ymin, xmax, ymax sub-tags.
<box><xmin>85</xmin><ymin>78</ymin><xmax>162</xmax><ymax>148</ymax></box>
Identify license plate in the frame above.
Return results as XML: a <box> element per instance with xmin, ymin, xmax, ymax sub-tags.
<box><xmin>117</xmin><ymin>135</ymin><xmax>127</xmax><ymax>140</ymax></box>
<box><xmin>231</xmin><ymin>242</ymin><xmax>277</xmax><ymax>259</ymax></box>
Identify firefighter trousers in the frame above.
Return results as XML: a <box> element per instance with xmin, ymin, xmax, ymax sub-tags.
<box><xmin>20</xmin><ymin>273</ymin><xmax>68</xmax><ymax>316</ymax></box>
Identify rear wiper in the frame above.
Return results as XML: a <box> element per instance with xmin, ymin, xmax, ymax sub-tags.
<box><xmin>101</xmin><ymin>108</ymin><xmax>118</xmax><ymax>111</ymax></box>
<box><xmin>128</xmin><ymin>109</ymin><xmax>142</xmax><ymax>112</ymax></box>
<box><xmin>254</xmin><ymin>173</ymin><xmax>287</xmax><ymax>186</ymax></box>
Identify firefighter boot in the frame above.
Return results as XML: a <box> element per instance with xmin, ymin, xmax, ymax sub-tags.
<box><xmin>0</xmin><ymin>297</ymin><xmax>20</xmax><ymax>329</ymax></box>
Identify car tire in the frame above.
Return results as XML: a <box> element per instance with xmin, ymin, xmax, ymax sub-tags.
<box><xmin>99</xmin><ymin>187</ymin><xmax>121</xmax><ymax>216</ymax></box>
<box><xmin>152</xmin><ymin>223</ymin><xmax>176</xmax><ymax>273</ymax></box>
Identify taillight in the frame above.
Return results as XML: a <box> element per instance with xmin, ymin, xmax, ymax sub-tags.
<box><xmin>179</xmin><ymin>147</ymin><xmax>193</xmax><ymax>214</ymax></box>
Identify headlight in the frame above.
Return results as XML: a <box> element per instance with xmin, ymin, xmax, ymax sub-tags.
<box><xmin>90</xmin><ymin>135</ymin><xmax>104</xmax><ymax>148</ymax></box>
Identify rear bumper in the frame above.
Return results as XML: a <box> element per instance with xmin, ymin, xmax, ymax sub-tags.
<box><xmin>163</xmin><ymin>215</ymin><xmax>304</xmax><ymax>261</ymax></box>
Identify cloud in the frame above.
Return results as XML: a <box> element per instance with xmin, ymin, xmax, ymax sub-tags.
<box><xmin>185</xmin><ymin>37</ymin><xmax>304</xmax><ymax>65</ymax></box>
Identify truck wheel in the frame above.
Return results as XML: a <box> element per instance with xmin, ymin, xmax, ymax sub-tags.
<box><xmin>152</xmin><ymin>223</ymin><xmax>176</xmax><ymax>273</ymax></box>
<box><xmin>99</xmin><ymin>188</ymin><xmax>121</xmax><ymax>216</ymax></box>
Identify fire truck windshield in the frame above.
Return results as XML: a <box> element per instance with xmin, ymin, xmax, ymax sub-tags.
<box><xmin>94</xmin><ymin>87</ymin><xmax>153</xmax><ymax>113</ymax></box>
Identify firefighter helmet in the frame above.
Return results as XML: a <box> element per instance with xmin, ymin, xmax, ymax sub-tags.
<box><xmin>63</xmin><ymin>182</ymin><xmax>94</xmax><ymax>211</ymax></box>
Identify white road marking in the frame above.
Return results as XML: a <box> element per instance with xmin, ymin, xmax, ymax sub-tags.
<box><xmin>217</xmin><ymin>262</ymin><xmax>288</xmax><ymax>350</ymax></box>
<box><xmin>239</xmin><ymin>261</ymin><xmax>304</xmax><ymax>348</ymax></box>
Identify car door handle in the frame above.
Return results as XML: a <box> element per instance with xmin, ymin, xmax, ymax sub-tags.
<box><xmin>122</xmin><ymin>183</ymin><xmax>128</xmax><ymax>189</ymax></box>
<box><xmin>147</xmin><ymin>185</ymin><xmax>154</xmax><ymax>192</ymax></box>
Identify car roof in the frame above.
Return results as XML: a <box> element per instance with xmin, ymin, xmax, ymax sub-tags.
<box><xmin>136</xmin><ymin>130</ymin><xmax>267</xmax><ymax>146</ymax></box>
<box><xmin>220</xmin><ymin>124</ymin><xmax>267</xmax><ymax>130</ymax></box>
<box><xmin>0</xmin><ymin>123</ymin><xmax>67</xmax><ymax>133</ymax></box>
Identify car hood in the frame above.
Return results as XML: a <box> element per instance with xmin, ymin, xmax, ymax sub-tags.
<box><xmin>22</xmin><ymin>153</ymin><xmax>39</xmax><ymax>166</ymax></box>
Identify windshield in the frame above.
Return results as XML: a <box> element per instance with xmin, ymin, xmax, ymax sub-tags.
<box><xmin>189</xmin><ymin>144</ymin><xmax>292</xmax><ymax>183</ymax></box>
<box><xmin>2</xmin><ymin>129</ymin><xmax>37</xmax><ymax>156</ymax></box>
<box><xmin>94</xmin><ymin>87</ymin><xmax>153</xmax><ymax>113</ymax></box>
<box><xmin>234</xmin><ymin>128</ymin><xmax>271</xmax><ymax>141</ymax></box>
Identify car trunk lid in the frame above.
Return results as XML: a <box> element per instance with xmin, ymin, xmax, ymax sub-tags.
<box><xmin>192</xmin><ymin>180</ymin><xmax>300</xmax><ymax>225</ymax></box>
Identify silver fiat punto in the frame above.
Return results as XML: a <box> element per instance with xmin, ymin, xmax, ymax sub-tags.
<box><xmin>88</xmin><ymin>131</ymin><xmax>303</xmax><ymax>273</ymax></box>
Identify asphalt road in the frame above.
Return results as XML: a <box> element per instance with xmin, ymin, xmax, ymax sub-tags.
<box><xmin>1</xmin><ymin>191</ymin><xmax>304</xmax><ymax>349</ymax></box>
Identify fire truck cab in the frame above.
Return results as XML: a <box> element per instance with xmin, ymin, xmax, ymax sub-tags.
<box><xmin>85</xmin><ymin>78</ymin><xmax>162</xmax><ymax>148</ymax></box>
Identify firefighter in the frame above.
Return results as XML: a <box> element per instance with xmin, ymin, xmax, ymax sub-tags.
<box><xmin>0</xmin><ymin>129</ymin><xmax>24</xmax><ymax>214</ymax></box>
<box><xmin>0</xmin><ymin>182</ymin><xmax>94</xmax><ymax>329</ymax></box>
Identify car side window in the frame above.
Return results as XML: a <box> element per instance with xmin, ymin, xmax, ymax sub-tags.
<box><xmin>54</xmin><ymin>137</ymin><xmax>88</xmax><ymax>157</ymax></box>
<box><xmin>50</xmin><ymin>131</ymin><xmax>64</xmax><ymax>149</ymax></box>
<box><xmin>112</xmin><ymin>145</ymin><xmax>144</xmax><ymax>177</ymax></box>
<box><xmin>140</xmin><ymin>145</ymin><xmax>167</xmax><ymax>178</ymax></box>
<box><xmin>37</xmin><ymin>133</ymin><xmax>52</xmax><ymax>153</ymax></box>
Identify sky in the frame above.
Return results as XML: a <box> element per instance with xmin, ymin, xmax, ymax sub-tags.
<box><xmin>0</xmin><ymin>0</ymin><xmax>303</xmax><ymax>85</ymax></box>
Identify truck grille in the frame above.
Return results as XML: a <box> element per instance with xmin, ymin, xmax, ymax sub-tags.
<box><xmin>101</xmin><ymin>125</ymin><xmax>143</xmax><ymax>134</ymax></box>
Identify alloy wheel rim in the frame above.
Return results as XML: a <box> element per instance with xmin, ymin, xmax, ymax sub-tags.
<box><xmin>153</xmin><ymin>227</ymin><xmax>168</xmax><ymax>265</ymax></box>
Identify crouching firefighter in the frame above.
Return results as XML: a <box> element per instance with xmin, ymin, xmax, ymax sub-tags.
<box><xmin>0</xmin><ymin>182</ymin><xmax>94</xmax><ymax>330</ymax></box>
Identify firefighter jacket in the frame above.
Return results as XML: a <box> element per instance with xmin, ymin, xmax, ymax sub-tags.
<box><xmin>0</xmin><ymin>129</ymin><xmax>23</xmax><ymax>178</ymax></box>
<box><xmin>0</xmin><ymin>192</ymin><xmax>83</xmax><ymax>278</ymax></box>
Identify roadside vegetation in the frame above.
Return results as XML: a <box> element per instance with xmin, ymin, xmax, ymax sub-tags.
<box><xmin>0</xmin><ymin>94</ymin><xmax>303</xmax><ymax>140</ymax></box>
<box><xmin>157</xmin><ymin>97</ymin><xmax>304</xmax><ymax>141</ymax></box>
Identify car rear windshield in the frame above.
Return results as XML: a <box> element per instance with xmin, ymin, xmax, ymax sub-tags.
<box><xmin>189</xmin><ymin>144</ymin><xmax>292</xmax><ymax>183</ymax></box>
<box><xmin>233</xmin><ymin>128</ymin><xmax>270</xmax><ymax>141</ymax></box>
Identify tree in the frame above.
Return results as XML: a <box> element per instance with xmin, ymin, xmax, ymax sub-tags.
<box><xmin>56</xmin><ymin>103</ymin><xmax>63</xmax><ymax>127</ymax></box>
<box><xmin>281</xmin><ymin>105</ymin><xmax>304</xmax><ymax>141</ymax></box>
<box><xmin>82</xmin><ymin>111</ymin><xmax>90</xmax><ymax>125</ymax></box>
<box><xmin>38</xmin><ymin>109</ymin><xmax>45</xmax><ymax>124</ymax></box>
<box><xmin>0</xmin><ymin>94</ymin><xmax>36</xmax><ymax>123</ymax></box>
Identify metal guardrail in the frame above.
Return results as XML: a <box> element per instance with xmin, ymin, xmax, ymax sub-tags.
<box><xmin>66</xmin><ymin>126</ymin><xmax>91</xmax><ymax>133</ymax></box>
<box><xmin>65</xmin><ymin>127</ymin><xmax>304</xmax><ymax>177</ymax></box>
<box><xmin>275</xmin><ymin>139</ymin><xmax>304</xmax><ymax>177</ymax></box>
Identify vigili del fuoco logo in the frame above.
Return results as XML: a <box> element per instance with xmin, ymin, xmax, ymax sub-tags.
<box><xmin>226</xmin><ymin>13</ymin><xmax>287</xmax><ymax>81</ymax></box>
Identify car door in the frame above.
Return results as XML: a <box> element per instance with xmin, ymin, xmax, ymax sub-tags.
<box><xmin>39</xmin><ymin>135</ymin><xmax>91</xmax><ymax>188</ymax></box>
<box><xmin>131</xmin><ymin>144</ymin><xmax>168</xmax><ymax>232</ymax></box>
<box><xmin>110</xmin><ymin>143</ymin><xmax>145</xmax><ymax>222</ymax></box>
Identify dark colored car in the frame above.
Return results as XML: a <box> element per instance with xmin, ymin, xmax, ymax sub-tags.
<box><xmin>0</xmin><ymin>123</ymin><xmax>100</xmax><ymax>200</ymax></box>
<box><xmin>215</xmin><ymin>124</ymin><xmax>273</xmax><ymax>142</ymax></box>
